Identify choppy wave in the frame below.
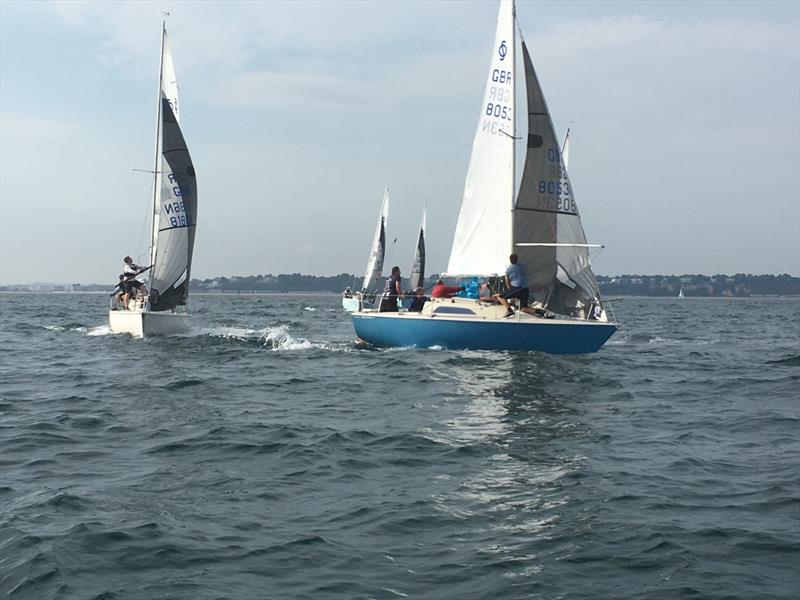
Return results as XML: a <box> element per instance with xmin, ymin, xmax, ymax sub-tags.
<box><xmin>1</xmin><ymin>294</ymin><xmax>798</xmax><ymax>599</ymax></box>
<box><xmin>767</xmin><ymin>355</ymin><xmax>800</xmax><ymax>366</ymax></box>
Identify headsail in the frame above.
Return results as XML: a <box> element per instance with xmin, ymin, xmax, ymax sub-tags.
<box><xmin>361</xmin><ymin>188</ymin><xmax>389</xmax><ymax>294</ymax></box>
<box><xmin>561</xmin><ymin>127</ymin><xmax>570</xmax><ymax>170</ymax></box>
<box><xmin>408</xmin><ymin>208</ymin><xmax>427</xmax><ymax>291</ymax></box>
<box><xmin>514</xmin><ymin>41</ymin><xmax>600</xmax><ymax>317</ymax></box>
<box><xmin>446</xmin><ymin>0</ymin><xmax>515</xmax><ymax>277</ymax></box>
<box><xmin>148</xmin><ymin>26</ymin><xmax>197</xmax><ymax>312</ymax></box>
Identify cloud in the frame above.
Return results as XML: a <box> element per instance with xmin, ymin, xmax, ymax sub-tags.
<box><xmin>0</xmin><ymin>112</ymin><xmax>76</xmax><ymax>143</ymax></box>
<box><xmin>1</xmin><ymin>1</ymin><xmax>798</xmax><ymax>282</ymax></box>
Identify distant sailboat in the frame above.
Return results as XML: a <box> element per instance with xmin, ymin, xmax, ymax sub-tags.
<box><xmin>678</xmin><ymin>287</ymin><xmax>685</xmax><ymax>298</ymax></box>
<box><xmin>408</xmin><ymin>208</ymin><xmax>427</xmax><ymax>291</ymax></box>
<box><xmin>342</xmin><ymin>188</ymin><xmax>389</xmax><ymax>312</ymax></box>
<box><xmin>109</xmin><ymin>23</ymin><xmax>197</xmax><ymax>337</ymax></box>
<box><xmin>350</xmin><ymin>0</ymin><xmax>616</xmax><ymax>354</ymax></box>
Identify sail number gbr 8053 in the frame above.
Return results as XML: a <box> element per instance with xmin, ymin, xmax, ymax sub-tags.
<box><xmin>536</xmin><ymin>146</ymin><xmax>576</xmax><ymax>213</ymax></box>
<box><xmin>482</xmin><ymin>69</ymin><xmax>513</xmax><ymax>137</ymax></box>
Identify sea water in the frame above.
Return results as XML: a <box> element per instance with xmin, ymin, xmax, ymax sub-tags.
<box><xmin>1</xmin><ymin>293</ymin><xmax>798</xmax><ymax>599</ymax></box>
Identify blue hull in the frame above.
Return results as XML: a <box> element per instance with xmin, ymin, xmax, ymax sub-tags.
<box><xmin>352</xmin><ymin>313</ymin><xmax>616</xmax><ymax>354</ymax></box>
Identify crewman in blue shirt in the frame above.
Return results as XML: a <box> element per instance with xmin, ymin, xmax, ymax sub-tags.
<box><xmin>495</xmin><ymin>254</ymin><xmax>530</xmax><ymax>317</ymax></box>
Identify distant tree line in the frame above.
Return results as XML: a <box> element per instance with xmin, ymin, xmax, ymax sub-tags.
<box><xmin>186</xmin><ymin>273</ymin><xmax>799</xmax><ymax>297</ymax></box>
<box><xmin>2</xmin><ymin>273</ymin><xmax>797</xmax><ymax>296</ymax></box>
<box><xmin>596</xmin><ymin>274</ymin><xmax>799</xmax><ymax>297</ymax></box>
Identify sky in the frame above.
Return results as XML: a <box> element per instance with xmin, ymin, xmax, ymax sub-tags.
<box><xmin>1</xmin><ymin>0</ymin><xmax>798</xmax><ymax>284</ymax></box>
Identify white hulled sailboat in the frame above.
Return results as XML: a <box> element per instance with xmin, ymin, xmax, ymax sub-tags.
<box><xmin>109</xmin><ymin>23</ymin><xmax>197</xmax><ymax>337</ymax></box>
<box><xmin>342</xmin><ymin>188</ymin><xmax>389</xmax><ymax>312</ymax></box>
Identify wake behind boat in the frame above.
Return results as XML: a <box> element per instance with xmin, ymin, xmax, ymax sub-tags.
<box><xmin>109</xmin><ymin>22</ymin><xmax>197</xmax><ymax>337</ymax></box>
<box><xmin>351</xmin><ymin>0</ymin><xmax>616</xmax><ymax>354</ymax></box>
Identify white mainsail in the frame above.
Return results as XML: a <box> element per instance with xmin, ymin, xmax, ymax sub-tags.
<box><xmin>148</xmin><ymin>26</ymin><xmax>197</xmax><ymax>312</ymax></box>
<box><xmin>446</xmin><ymin>0</ymin><xmax>515</xmax><ymax>276</ymax></box>
<box><xmin>361</xmin><ymin>188</ymin><xmax>389</xmax><ymax>294</ymax></box>
<box><xmin>408</xmin><ymin>208</ymin><xmax>427</xmax><ymax>291</ymax></box>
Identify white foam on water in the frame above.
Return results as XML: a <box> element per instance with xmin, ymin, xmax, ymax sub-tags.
<box><xmin>303</xmin><ymin>306</ymin><xmax>317</xmax><ymax>312</ymax></box>
<box><xmin>199</xmin><ymin>326</ymin><xmax>261</xmax><ymax>340</ymax></box>
<box><xmin>43</xmin><ymin>325</ymin><xmax>65</xmax><ymax>332</ymax></box>
<box><xmin>87</xmin><ymin>325</ymin><xmax>116</xmax><ymax>337</ymax></box>
<box><xmin>187</xmin><ymin>322</ymin><xmax>354</xmax><ymax>353</ymax></box>
<box><xmin>259</xmin><ymin>325</ymin><xmax>317</xmax><ymax>351</ymax></box>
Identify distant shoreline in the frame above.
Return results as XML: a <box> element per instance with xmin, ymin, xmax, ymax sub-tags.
<box><xmin>1</xmin><ymin>291</ymin><xmax>797</xmax><ymax>299</ymax></box>
<box><xmin>2</xmin><ymin>272</ymin><xmax>798</xmax><ymax>297</ymax></box>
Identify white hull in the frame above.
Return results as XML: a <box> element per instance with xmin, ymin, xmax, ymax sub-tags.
<box><xmin>108</xmin><ymin>310</ymin><xmax>190</xmax><ymax>337</ymax></box>
<box><xmin>342</xmin><ymin>296</ymin><xmax>360</xmax><ymax>312</ymax></box>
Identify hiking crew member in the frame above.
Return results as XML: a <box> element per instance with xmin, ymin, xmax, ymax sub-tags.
<box><xmin>121</xmin><ymin>256</ymin><xmax>148</xmax><ymax>308</ymax></box>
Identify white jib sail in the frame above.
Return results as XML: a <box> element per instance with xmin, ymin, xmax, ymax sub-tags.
<box><xmin>361</xmin><ymin>188</ymin><xmax>389</xmax><ymax>294</ymax></box>
<box><xmin>446</xmin><ymin>0</ymin><xmax>515</xmax><ymax>277</ymax></box>
<box><xmin>561</xmin><ymin>128</ymin><xmax>570</xmax><ymax>170</ymax></box>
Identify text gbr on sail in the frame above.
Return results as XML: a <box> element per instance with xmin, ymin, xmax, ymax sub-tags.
<box><xmin>162</xmin><ymin>173</ymin><xmax>192</xmax><ymax>228</ymax></box>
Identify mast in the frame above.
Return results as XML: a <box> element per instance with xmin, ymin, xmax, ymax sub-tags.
<box><xmin>149</xmin><ymin>21</ymin><xmax>166</xmax><ymax>272</ymax></box>
<box><xmin>510</xmin><ymin>0</ymin><xmax>517</xmax><ymax>258</ymax></box>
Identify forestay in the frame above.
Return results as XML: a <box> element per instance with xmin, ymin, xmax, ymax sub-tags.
<box><xmin>361</xmin><ymin>188</ymin><xmax>389</xmax><ymax>295</ymax></box>
<box><xmin>447</xmin><ymin>0</ymin><xmax>515</xmax><ymax>277</ymax></box>
<box><xmin>514</xmin><ymin>41</ymin><xmax>601</xmax><ymax>317</ymax></box>
<box><xmin>149</xmin><ymin>28</ymin><xmax>197</xmax><ymax>312</ymax></box>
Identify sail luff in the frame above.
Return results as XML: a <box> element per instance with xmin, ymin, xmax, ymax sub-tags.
<box><xmin>510</xmin><ymin>0</ymin><xmax>517</xmax><ymax>259</ymax></box>
<box><xmin>562</xmin><ymin>127</ymin><xmax>570</xmax><ymax>170</ymax></box>
<box><xmin>149</xmin><ymin>22</ymin><xmax>166</xmax><ymax>271</ymax></box>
